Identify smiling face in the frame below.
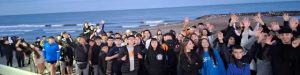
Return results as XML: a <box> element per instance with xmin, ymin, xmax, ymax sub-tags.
<box><xmin>127</xmin><ymin>37</ymin><xmax>135</xmax><ymax>46</ymax></box>
<box><xmin>185</xmin><ymin>40</ymin><xmax>194</xmax><ymax>52</ymax></box>
<box><xmin>201</xmin><ymin>39</ymin><xmax>210</xmax><ymax>49</ymax></box>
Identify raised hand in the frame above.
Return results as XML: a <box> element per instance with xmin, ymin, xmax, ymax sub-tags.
<box><xmin>254</xmin><ymin>12</ymin><xmax>264</xmax><ymax>25</ymax></box>
<box><xmin>289</xmin><ymin>17</ymin><xmax>299</xmax><ymax>30</ymax></box>
<box><xmin>230</xmin><ymin>14</ymin><xmax>238</xmax><ymax>23</ymax></box>
<box><xmin>270</xmin><ymin>22</ymin><xmax>280</xmax><ymax>31</ymax></box>
<box><xmin>283</xmin><ymin>13</ymin><xmax>289</xmax><ymax>21</ymax></box>
<box><xmin>184</xmin><ymin>17</ymin><xmax>189</xmax><ymax>23</ymax></box>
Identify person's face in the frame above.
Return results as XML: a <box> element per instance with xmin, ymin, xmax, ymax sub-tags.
<box><xmin>228</xmin><ymin>37</ymin><xmax>236</xmax><ymax>45</ymax></box>
<box><xmin>201</xmin><ymin>39</ymin><xmax>209</xmax><ymax>48</ymax></box>
<box><xmin>127</xmin><ymin>37</ymin><xmax>135</xmax><ymax>45</ymax></box>
<box><xmin>151</xmin><ymin>40</ymin><xmax>158</xmax><ymax>49</ymax></box>
<box><xmin>144</xmin><ymin>31</ymin><xmax>151</xmax><ymax>39</ymax></box>
<box><xmin>259</xmin><ymin>33</ymin><xmax>268</xmax><ymax>42</ymax></box>
<box><xmin>177</xmin><ymin>34</ymin><xmax>183</xmax><ymax>41</ymax></box>
<box><xmin>84</xmin><ymin>23</ymin><xmax>89</xmax><ymax>27</ymax></box>
<box><xmin>281</xmin><ymin>33</ymin><xmax>293</xmax><ymax>43</ymax></box>
<box><xmin>116</xmin><ymin>34</ymin><xmax>121</xmax><ymax>38</ymax></box>
<box><xmin>135</xmin><ymin>37</ymin><xmax>141</xmax><ymax>45</ymax></box>
<box><xmin>48</xmin><ymin>38</ymin><xmax>55</xmax><ymax>44</ymax></box>
<box><xmin>107</xmin><ymin>39</ymin><xmax>114</xmax><ymax>46</ymax></box>
<box><xmin>163</xmin><ymin>35</ymin><xmax>172</xmax><ymax>42</ymax></box>
<box><xmin>89</xmin><ymin>41</ymin><xmax>95</xmax><ymax>46</ymax></box>
<box><xmin>115</xmin><ymin>39</ymin><xmax>122</xmax><ymax>46</ymax></box>
<box><xmin>95</xmin><ymin>39</ymin><xmax>101</xmax><ymax>45</ymax></box>
<box><xmin>202</xmin><ymin>30</ymin><xmax>208</xmax><ymax>36</ymax></box>
<box><xmin>186</xmin><ymin>40</ymin><xmax>194</xmax><ymax>52</ymax></box>
<box><xmin>191</xmin><ymin>35</ymin><xmax>199</xmax><ymax>43</ymax></box>
<box><xmin>63</xmin><ymin>33</ymin><xmax>69</xmax><ymax>38</ymax></box>
<box><xmin>102</xmin><ymin>36</ymin><xmax>108</xmax><ymax>42</ymax></box>
<box><xmin>189</xmin><ymin>28</ymin><xmax>195</xmax><ymax>33</ymax></box>
<box><xmin>157</xmin><ymin>31</ymin><xmax>162</xmax><ymax>36</ymax></box>
<box><xmin>102</xmin><ymin>46</ymin><xmax>109</xmax><ymax>53</ymax></box>
<box><xmin>36</xmin><ymin>39</ymin><xmax>41</xmax><ymax>41</ymax></box>
<box><xmin>42</xmin><ymin>37</ymin><xmax>46</xmax><ymax>40</ymax></box>
<box><xmin>232</xmin><ymin>49</ymin><xmax>245</xmax><ymax>59</ymax></box>
<box><xmin>79</xmin><ymin>37</ymin><xmax>86</xmax><ymax>45</ymax></box>
<box><xmin>292</xmin><ymin>38</ymin><xmax>300</xmax><ymax>48</ymax></box>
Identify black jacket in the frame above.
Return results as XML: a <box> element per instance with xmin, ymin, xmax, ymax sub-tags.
<box><xmin>74</xmin><ymin>44</ymin><xmax>90</xmax><ymax>62</ymax></box>
<box><xmin>270</xmin><ymin>41</ymin><xmax>294</xmax><ymax>75</ymax></box>
<box><xmin>144</xmin><ymin>47</ymin><xmax>167</xmax><ymax>75</ymax></box>
<box><xmin>118</xmin><ymin>45</ymin><xmax>142</xmax><ymax>73</ymax></box>
<box><xmin>177</xmin><ymin>51</ymin><xmax>202</xmax><ymax>75</ymax></box>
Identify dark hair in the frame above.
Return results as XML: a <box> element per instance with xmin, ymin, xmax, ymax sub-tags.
<box><xmin>148</xmin><ymin>38</ymin><xmax>161</xmax><ymax>52</ymax></box>
<box><xmin>199</xmin><ymin>38</ymin><xmax>217</xmax><ymax>64</ymax></box>
<box><xmin>48</xmin><ymin>36</ymin><xmax>55</xmax><ymax>39</ymax></box>
<box><xmin>202</xmin><ymin>29</ymin><xmax>211</xmax><ymax>36</ymax></box>
<box><xmin>198</xmin><ymin>23</ymin><xmax>204</xmax><ymax>26</ymax></box>
<box><xmin>143</xmin><ymin>30</ymin><xmax>152</xmax><ymax>39</ymax></box>
<box><xmin>95</xmin><ymin>36</ymin><xmax>102</xmax><ymax>40</ymax></box>
<box><xmin>179</xmin><ymin>38</ymin><xmax>194</xmax><ymax>63</ymax></box>
<box><xmin>191</xmin><ymin>25</ymin><xmax>197</xmax><ymax>28</ymax></box>
<box><xmin>232</xmin><ymin>45</ymin><xmax>244</xmax><ymax>51</ymax></box>
<box><xmin>135</xmin><ymin>33</ymin><xmax>142</xmax><ymax>38</ymax></box>
<box><xmin>108</xmin><ymin>37</ymin><xmax>114</xmax><ymax>40</ymax></box>
<box><xmin>127</xmin><ymin>35</ymin><xmax>135</xmax><ymax>39</ymax></box>
<box><xmin>32</xmin><ymin>44</ymin><xmax>41</xmax><ymax>59</ymax></box>
<box><xmin>36</xmin><ymin>37</ymin><xmax>40</xmax><ymax>40</ymax></box>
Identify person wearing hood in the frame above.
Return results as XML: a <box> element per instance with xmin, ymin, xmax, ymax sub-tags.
<box><xmin>227</xmin><ymin>45</ymin><xmax>252</xmax><ymax>75</ymax></box>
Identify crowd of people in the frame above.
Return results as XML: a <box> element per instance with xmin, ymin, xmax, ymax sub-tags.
<box><xmin>0</xmin><ymin>12</ymin><xmax>300</xmax><ymax>75</ymax></box>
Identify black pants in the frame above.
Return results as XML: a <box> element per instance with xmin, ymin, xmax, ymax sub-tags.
<box><xmin>6</xmin><ymin>55</ymin><xmax>13</xmax><ymax>67</ymax></box>
<box><xmin>16</xmin><ymin>51</ymin><xmax>25</xmax><ymax>67</ymax></box>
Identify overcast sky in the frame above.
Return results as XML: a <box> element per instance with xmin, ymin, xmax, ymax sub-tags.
<box><xmin>0</xmin><ymin>0</ymin><xmax>297</xmax><ymax>16</ymax></box>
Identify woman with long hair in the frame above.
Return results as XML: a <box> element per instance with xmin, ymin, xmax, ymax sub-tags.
<box><xmin>30</xmin><ymin>44</ymin><xmax>45</xmax><ymax>74</ymax></box>
<box><xmin>144</xmin><ymin>38</ymin><xmax>167</xmax><ymax>75</ymax></box>
<box><xmin>198</xmin><ymin>38</ymin><xmax>226</xmax><ymax>75</ymax></box>
<box><xmin>178</xmin><ymin>38</ymin><xmax>202</xmax><ymax>75</ymax></box>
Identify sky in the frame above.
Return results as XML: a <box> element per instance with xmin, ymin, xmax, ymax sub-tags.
<box><xmin>0</xmin><ymin>0</ymin><xmax>298</xmax><ymax>16</ymax></box>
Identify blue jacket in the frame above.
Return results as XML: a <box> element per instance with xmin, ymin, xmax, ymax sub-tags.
<box><xmin>201</xmin><ymin>49</ymin><xmax>226</xmax><ymax>75</ymax></box>
<box><xmin>43</xmin><ymin>42</ymin><xmax>60</xmax><ymax>61</ymax></box>
<box><xmin>227</xmin><ymin>63</ymin><xmax>250</xmax><ymax>75</ymax></box>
